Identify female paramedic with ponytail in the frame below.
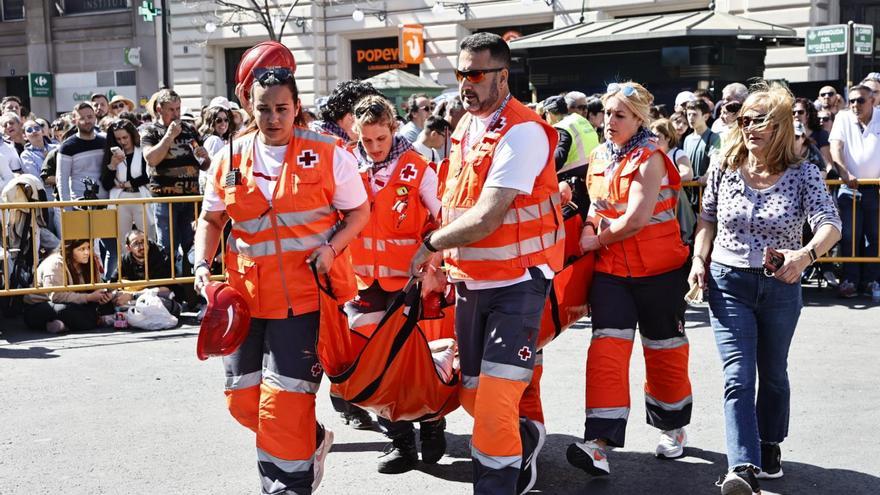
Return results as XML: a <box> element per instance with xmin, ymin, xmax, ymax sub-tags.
<box><xmin>193</xmin><ymin>41</ymin><xmax>370</xmax><ymax>494</ymax></box>
<box><xmin>345</xmin><ymin>94</ymin><xmax>447</xmax><ymax>475</ymax></box>
<box><xmin>566</xmin><ymin>81</ymin><xmax>692</xmax><ymax>478</ymax></box>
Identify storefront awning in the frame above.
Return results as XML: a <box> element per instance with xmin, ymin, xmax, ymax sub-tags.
<box><xmin>508</xmin><ymin>10</ymin><xmax>798</xmax><ymax>51</ymax></box>
<box><xmin>364</xmin><ymin>69</ymin><xmax>446</xmax><ymax>91</ymax></box>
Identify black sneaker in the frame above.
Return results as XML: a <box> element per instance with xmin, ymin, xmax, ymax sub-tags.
<box><xmin>419</xmin><ymin>418</ymin><xmax>447</xmax><ymax>464</ymax></box>
<box><xmin>516</xmin><ymin>419</ymin><xmax>546</xmax><ymax>494</ymax></box>
<box><xmin>757</xmin><ymin>442</ymin><xmax>783</xmax><ymax>479</ymax></box>
<box><xmin>716</xmin><ymin>465</ymin><xmax>760</xmax><ymax>495</ymax></box>
<box><xmin>343</xmin><ymin>408</ymin><xmax>374</xmax><ymax>430</ymax></box>
<box><xmin>377</xmin><ymin>432</ymin><xmax>418</xmax><ymax>474</ymax></box>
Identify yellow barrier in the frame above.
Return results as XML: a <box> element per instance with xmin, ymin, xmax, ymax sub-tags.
<box><xmin>1</xmin><ymin>177</ymin><xmax>878</xmax><ymax>298</ymax></box>
<box><xmin>0</xmin><ymin>195</ymin><xmax>225</xmax><ymax>297</ymax></box>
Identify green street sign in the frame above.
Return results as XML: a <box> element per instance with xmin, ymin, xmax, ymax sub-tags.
<box><xmin>806</xmin><ymin>24</ymin><xmax>848</xmax><ymax>57</ymax></box>
<box><xmin>28</xmin><ymin>72</ymin><xmax>53</xmax><ymax>98</ymax></box>
<box><xmin>854</xmin><ymin>24</ymin><xmax>874</xmax><ymax>56</ymax></box>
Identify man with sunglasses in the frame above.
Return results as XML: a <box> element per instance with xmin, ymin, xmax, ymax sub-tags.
<box><xmin>409</xmin><ymin>32</ymin><xmax>563</xmax><ymax>495</ymax></box>
<box><xmin>829</xmin><ymin>84</ymin><xmax>880</xmax><ymax>299</ymax></box>
<box><xmin>399</xmin><ymin>93</ymin><xmax>433</xmax><ymax>144</ymax></box>
<box><xmin>816</xmin><ymin>86</ymin><xmax>842</xmax><ymax>115</ymax></box>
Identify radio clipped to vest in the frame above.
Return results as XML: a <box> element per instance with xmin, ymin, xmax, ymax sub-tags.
<box><xmin>224</xmin><ymin>133</ymin><xmax>242</xmax><ymax>187</ymax></box>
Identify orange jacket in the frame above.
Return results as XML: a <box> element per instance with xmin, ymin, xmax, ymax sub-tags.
<box><xmin>587</xmin><ymin>142</ymin><xmax>688</xmax><ymax>277</ymax></box>
<box><xmin>213</xmin><ymin>128</ymin><xmax>357</xmax><ymax>319</ymax></box>
<box><xmin>440</xmin><ymin>97</ymin><xmax>565</xmax><ymax>281</ymax></box>
<box><xmin>350</xmin><ymin>150</ymin><xmax>432</xmax><ymax>292</ymax></box>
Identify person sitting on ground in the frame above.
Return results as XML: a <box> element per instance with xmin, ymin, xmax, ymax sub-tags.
<box><xmin>22</xmin><ymin>238</ymin><xmax>119</xmax><ymax>333</ymax></box>
<box><xmin>119</xmin><ymin>229</ymin><xmax>182</xmax><ymax>302</ymax></box>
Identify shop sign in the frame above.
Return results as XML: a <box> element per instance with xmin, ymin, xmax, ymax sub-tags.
<box><xmin>124</xmin><ymin>47</ymin><xmax>142</xmax><ymax>67</ymax></box>
<box><xmin>351</xmin><ymin>37</ymin><xmax>420</xmax><ymax>79</ymax></box>
<box><xmin>64</xmin><ymin>0</ymin><xmax>127</xmax><ymax>15</ymax></box>
<box><xmin>399</xmin><ymin>25</ymin><xmax>425</xmax><ymax>64</ymax></box>
<box><xmin>29</xmin><ymin>72</ymin><xmax>53</xmax><ymax>98</ymax></box>
<box><xmin>56</xmin><ymin>86</ymin><xmax>137</xmax><ymax>112</ymax></box>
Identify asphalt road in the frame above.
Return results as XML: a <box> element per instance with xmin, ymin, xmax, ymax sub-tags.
<box><xmin>1</xmin><ymin>285</ymin><xmax>879</xmax><ymax>494</ymax></box>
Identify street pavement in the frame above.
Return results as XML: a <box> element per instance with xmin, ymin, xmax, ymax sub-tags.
<box><xmin>1</xmin><ymin>284</ymin><xmax>879</xmax><ymax>494</ymax></box>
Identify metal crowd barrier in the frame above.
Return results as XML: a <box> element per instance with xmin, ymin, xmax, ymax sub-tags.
<box><xmin>1</xmin><ymin>178</ymin><xmax>878</xmax><ymax>298</ymax></box>
<box><xmin>0</xmin><ymin>195</ymin><xmax>225</xmax><ymax>296</ymax></box>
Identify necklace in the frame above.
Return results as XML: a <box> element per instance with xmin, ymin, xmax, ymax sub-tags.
<box><xmin>463</xmin><ymin>93</ymin><xmax>511</xmax><ymax>150</ymax></box>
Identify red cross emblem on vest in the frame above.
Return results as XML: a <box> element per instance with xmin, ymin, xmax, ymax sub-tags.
<box><xmin>399</xmin><ymin>163</ymin><xmax>418</xmax><ymax>182</ymax></box>
<box><xmin>489</xmin><ymin>116</ymin><xmax>507</xmax><ymax>133</ymax></box>
<box><xmin>311</xmin><ymin>363</ymin><xmax>323</xmax><ymax>377</ymax></box>
<box><xmin>518</xmin><ymin>346</ymin><xmax>532</xmax><ymax>362</ymax></box>
<box><xmin>298</xmin><ymin>149</ymin><xmax>319</xmax><ymax>168</ymax></box>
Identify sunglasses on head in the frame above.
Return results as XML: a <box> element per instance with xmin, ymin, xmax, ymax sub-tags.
<box><xmin>111</xmin><ymin>103</ymin><xmax>127</xmax><ymax>110</ymax></box>
<box><xmin>252</xmin><ymin>67</ymin><xmax>294</xmax><ymax>86</ymax></box>
<box><xmin>850</xmin><ymin>97</ymin><xmax>867</xmax><ymax>105</ymax></box>
<box><xmin>24</xmin><ymin>126</ymin><xmax>41</xmax><ymax>133</ymax></box>
<box><xmin>737</xmin><ymin>114</ymin><xmax>769</xmax><ymax>130</ymax></box>
<box><xmin>792</xmin><ymin>109</ymin><xmax>806</xmax><ymax>116</ymax></box>
<box><xmin>354</xmin><ymin>101</ymin><xmax>387</xmax><ymax>118</ymax></box>
<box><xmin>454</xmin><ymin>67</ymin><xmax>505</xmax><ymax>84</ymax></box>
<box><xmin>607</xmin><ymin>83</ymin><xmax>637</xmax><ymax>97</ymax></box>
<box><xmin>820</xmin><ymin>91</ymin><xmax>836</xmax><ymax>97</ymax></box>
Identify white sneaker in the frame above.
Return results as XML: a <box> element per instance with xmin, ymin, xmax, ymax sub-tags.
<box><xmin>311</xmin><ymin>426</ymin><xmax>334</xmax><ymax>493</ymax></box>
<box><xmin>656</xmin><ymin>427</ymin><xmax>687</xmax><ymax>459</ymax></box>
<box><xmin>566</xmin><ymin>440</ymin><xmax>610</xmax><ymax>476</ymax></box>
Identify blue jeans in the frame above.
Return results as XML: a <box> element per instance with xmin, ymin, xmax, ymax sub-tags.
<box><xmin>838</xmin><ymin>185</ymin><xmax>880</xmax><ymax>287</ymax></box>
<box><xmin>707</xmin><ymin>262</ymin><xmax>802</xmax><ymax>470</ymax></box>
<box><xmin>153</xmin><ymin>201</ymin><xmax>196</xmax><ymax>274</ymax></box>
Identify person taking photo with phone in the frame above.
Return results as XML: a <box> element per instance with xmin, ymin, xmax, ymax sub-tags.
<box><xmin>688</xmin><ymin>83</ymin><xmax>840</xmax><ymax>495</ymax></box>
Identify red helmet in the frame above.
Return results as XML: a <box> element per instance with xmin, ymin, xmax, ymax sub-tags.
<box><xmin>197</xmin><ymin>282</ymin><xmax>252</xmax><ymax>360</ymax></box>
<box><xmin>235</xmin><ymin>40</ymin><xmax>297</xmax><ymax>112</ymax></box>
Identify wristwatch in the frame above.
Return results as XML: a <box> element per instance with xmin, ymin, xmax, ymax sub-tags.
<box><xmin>195</xmin><ymin>259</ymin><xmax>211</xmax><ymax>272</ymax></box>
<box><xmin>423</xmin><ymin>233</ymin><xmax>438</xmax><ymax>253</ymax></box>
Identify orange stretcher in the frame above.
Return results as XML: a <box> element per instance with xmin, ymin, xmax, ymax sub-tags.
<box><xmin>315</xmin><ymin>270</ymin><xmax>459</xmax><ymax>423</ymax></box>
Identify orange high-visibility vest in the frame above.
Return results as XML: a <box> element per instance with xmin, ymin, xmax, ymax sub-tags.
<box><xmin>349</xmin><ymin>150</ymin><xmax>431</xmax><ymax>292</ymax></box>
<box><xmin>440</xmin><ymin>97</ymin><xmax>565</xmax><ymax>281</ymax></box>
<box><xmin>586</xmin><ymin>141</ymin><xmax>689</xmax><ymax>278</ymax></box>
<box><xmin>212</xmin><ymin>128</ymin><xmax>357</xmax><ymax>319</ymax></box>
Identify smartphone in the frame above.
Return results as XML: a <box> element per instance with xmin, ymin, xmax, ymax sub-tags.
<box><xmin>111</xmin><ymin>146</ymin><xmax>122</xmax><ymax>155</ymax></box>
<box><xmin>762</xmin><ymin>247</ymin><xmax>785</xmax><ymax>274</ymax></box>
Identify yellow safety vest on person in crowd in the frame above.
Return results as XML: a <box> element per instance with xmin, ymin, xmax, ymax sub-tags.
<box><xmin>553</xmin><ymin>113</ymin><xmax>599</xmax><ymax>174</ymax></box>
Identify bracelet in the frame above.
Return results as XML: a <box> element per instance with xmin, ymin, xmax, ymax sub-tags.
<box><xmin>807</xmin><ymin>247</ymin><xmax>817</xmax><ymax>263</ymax></box>
<box><xmin>194</xmin><ymin>259</ymin><xmax>211</xmax><ymax>271</ymax></box>
<box><xmin>583</xmin><ymin>223</ymin><xmax>597</xmax><ymax>234</ymax></box>
<box><xmin>423</xmin><ymin>233</ymin><xmax>438</xmax><ymax>253</ymax></box>
<box><xmin>693</xmin><ymin>254</ymin><xmax>707</xmax><ymax>265</ymax></box>
<box><xmin>324</xmin><ymin>241</ymin><xmax>339</xmax><ymax>258</ymax></box>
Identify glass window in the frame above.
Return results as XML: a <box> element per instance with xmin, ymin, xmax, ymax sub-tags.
<box><xmin>3</xmin><ymin>0</ymin><xmax>25</xmax><ymax>20</ymax></box>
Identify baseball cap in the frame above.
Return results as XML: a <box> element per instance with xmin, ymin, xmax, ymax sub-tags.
<box><xmin>675</xmin><ymin>91</ymin><xmax>697</xmax><ymax>108</ymax></box>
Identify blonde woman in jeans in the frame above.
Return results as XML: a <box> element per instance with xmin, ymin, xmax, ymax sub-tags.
<box><xmin>688</xmin><ymin>84</ymin><xmax>841</xmax><ymax>495</ymax></box>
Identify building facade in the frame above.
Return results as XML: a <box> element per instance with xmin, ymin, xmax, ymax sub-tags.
<box><xmin>0</xmin><ymin>0</ymin><xmax>160</xmax><ymax>117</ymax></box>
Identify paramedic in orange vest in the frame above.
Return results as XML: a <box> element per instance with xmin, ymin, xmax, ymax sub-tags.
<box><xmin>409</xmin><ymin>32</ymin><xmax>564</xmax><ymax>495</ymax></box>
<box><xmin>566</xmin><ymin>81</ymin><xmax>692</xmax><ymax>477</ymax></box>
<box><xmin>192</xmin><ymin>41</ymin><xmax>370</xmax><ymax>494</ymax></box>
<box><xmin>343</xmin><ymin>94</ymin><xmax>448</xmax><ymax>474</ymax></box>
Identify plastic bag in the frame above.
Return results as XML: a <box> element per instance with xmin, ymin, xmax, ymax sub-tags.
<box><xmin>126</xmin><ymin>289</ymin><xmax>179</xmax><ymax>330</ymax></box>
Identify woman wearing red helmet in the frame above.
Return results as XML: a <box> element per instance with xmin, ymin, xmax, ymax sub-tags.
<box><xmin>193</xmin><ymin>41</ymin><xmax>370</xmax><ymax>494</ymax></box>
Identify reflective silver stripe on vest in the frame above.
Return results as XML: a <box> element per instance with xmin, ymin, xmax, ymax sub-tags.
<box><xmin>462</xmin><ymin>374</ymin><xmax>479</xmax><ymax>390</ymax></box>
<box><xmin>262</xmin><ymin>369</ymin><xmax>320</xmax><ymax>394</ymax></box>
<box><xmin>641</xmin><ymin>335</ymin><xmax>689</xmax><ymax>350</ymax></box>
<box><xmin>348</xmin><ymin>310</ymin><xmax>385</xmax><ymax>330</ymax></box>
<box><xmin>592</xmin><ymin>327</ymin><xmax>636</xmax><ymax>340</ymax></box>
<box><xmin>649</xmin><ymin>209</ymin><xmax>678</xmax><ymax>224</ymax></box>
<box><xmin>481</xmin><ymin>360</ymin><xmax>533</xmax><ymax>383</ymax></box>
<box><xmin>445</xmin><ymin>195</ymin><xmax>560</xmax><ymax>226</ymax></box>
<box><xmin>232</xmin><ymin>206</ymin><xmax>336</xmax><ymax>236</ymax></box>
<box><xmin>535</xmin><ymin>352</ymin><xmax>543</xmax><ymax>367</ymax></box>
<box><xmin>451</xmin><ymin>226</ymin><xmax>565</xmax><ymax>262</ymax></box>
<box><xmin>229</xmin><ymin>227</ymin><xmax>335</xmax><ymax>257</ymax></box>
<box><xmin>225</xmin><ymin>370</ymin><xmax>262</xmax><ymax>390</ymax></box>
<box><xmin>645</xmin><ymin>393</ymin><xmax>693</xmax><ymax>412</ymax></box>
<box><xmin>257</xmin><ymin>447</ymin><xmax>315</xmax><ymax>472</ymax></box>
<box><xmin>352</xmin><ymin>264</ymin><xmax>409</xmax><ymax>279</ymax></box>
<box><xmin>360</xmin><ymin>237</ymin><xmax>419</xmax><ymax>252</ymax></box>
<box><xmin>585</xmin><ymin>406</ymin><xmax>630</xmax><ymax>420</ymax></box>
<box><xmin>472</xmin><ymin>445</ymin><xmax>521</xmax><ymax>470</ymax></box>
<box><xmin>294</xmin><ymin>126</ymin><xmax>338</xmax><ymax>145</ymax></box>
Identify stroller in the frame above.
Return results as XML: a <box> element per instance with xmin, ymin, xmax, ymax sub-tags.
<box><xmin>0</xmin><ymin>175</ymin><xmax>59</xmax><ymax>316</ymax></box>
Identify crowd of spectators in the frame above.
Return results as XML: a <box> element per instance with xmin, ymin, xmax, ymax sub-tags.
<box><xmin>1</xmin><ymin>70</ymin><xmax>878</xmax><ymax>333</ymax></box>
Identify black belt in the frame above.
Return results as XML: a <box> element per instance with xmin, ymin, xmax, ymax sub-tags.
<box><xmin>730</xmin><ymin>266</ymin><xmax>765</xmax><ymax>274</ymax></box>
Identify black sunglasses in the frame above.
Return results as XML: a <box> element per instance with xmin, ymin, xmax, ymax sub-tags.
<box><xmin>792</xmin><ymin>109</ymin><xmax>806</xmax><ymax>116</ymax></box>
<box><xmin>252</xmin><ymin>67</ymin><xmax>294</xmax><ymax>86</ymax></box>
<box><xmin>737</xmin><ymin>114</ymin><xmax>769</xmax><ymax>129</ymax></box>
<box><xmin>354</xmin><ymin>101</ymin><xmax>386</xmax><ymax>118</ymax></box>
<box><xmin>819</xmin><ymin>116</ymin><xmax>832</xmax><ymax>122</ymax></box>
<box><xmin>850</xmin><ymin>97</ymin><xmax>867</xmax><ymax>105</ymax></box>
<box><xmin>215</xmin><ymin>117</ymin><xmax>228</xmax><ymax>123</ymax></box>
<box><xmin>111</xmin><ymin>103</ymin><xmax>127</xmax><ymax>110</ymax></box>
<box><xmin>820</xmin><ymin>91</ymin><xmax>836</xmax><ymax>97</ymax></box>
<box><xmin>454</xmin><ymin>67</ymin><xmax>505</xmax><ymax>83</ymax></box>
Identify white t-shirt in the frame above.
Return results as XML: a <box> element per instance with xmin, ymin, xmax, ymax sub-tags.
<box><xmin>360</xmin><ymin>155</ymin><xmax>442</xmax><ymax>218</ymax></box>
<box><xmin>202</xmin><ymin>137</ymin><xmax>367</xmax><ymax>212</ymax></box>
<box><xmin>829</xmin><ymin>107</ymin><xmax>880</xmax><ymax>179</ymax></box>
<box><xmin>456</xmin><ymin>115</ymin><xmax>554</xmax><ymax>290</ymax></box>
<box><xmin>411</xmin><ymin>140</ymin><xmax>438</xmax><ymax>163</ymax></box>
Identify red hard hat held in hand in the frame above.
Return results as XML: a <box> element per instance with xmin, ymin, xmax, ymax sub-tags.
<box><xmin>197</xmin><ymin>282</ymin><xmax>252</xmax><ymax>360</ymax></box>
<box><xmin>234</xmin><ymin>40</ymin><xmax>297</xmax><ymax>112</ymax></box>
